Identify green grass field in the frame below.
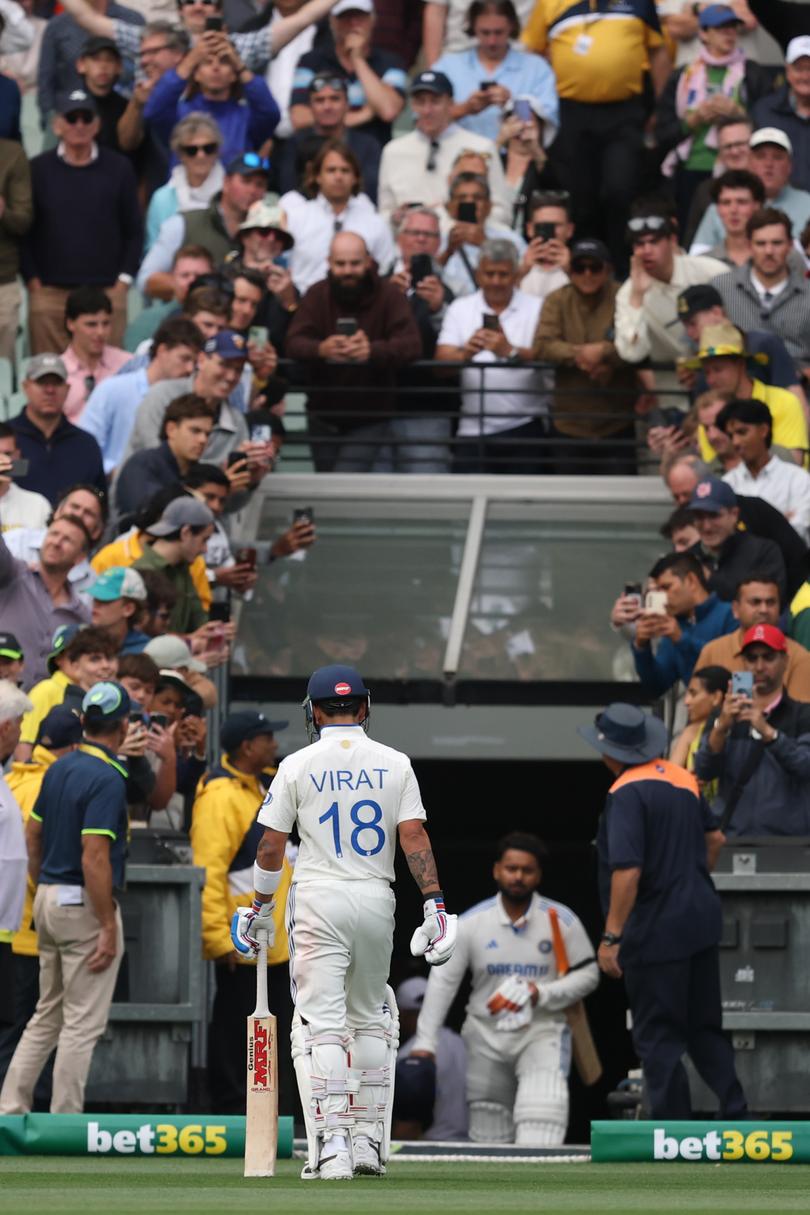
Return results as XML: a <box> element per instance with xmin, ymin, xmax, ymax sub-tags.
<box><xmin>2</xmin><ymin>1158</ymin><xmax>810</xmax><ymax>1215</ymax></box>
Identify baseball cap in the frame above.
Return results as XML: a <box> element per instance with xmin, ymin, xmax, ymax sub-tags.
<box><xmin>145</xmin><ymin>496</ymin><xmax>214</xmax><ymax>538</ymax></box>
<box><xmin>225</xmin><ymin>152</ymin><xmax>271</xmax><ymax>177</ymax></box>
<box><xmin>739</xmin><ymin>624</ymin><xmax>788</xmax><ymax>654</ymax></box>
<box><xmin>0</xmin><ymin>632</ymin><xmax>23</xmax><ymax>661</ymax></box>
<box><xmin>306</xmin><ymin>664</ymin><xmax>368</xmax><ymax>703</ymax></box>
<box><xmin>26</xmin><ymin>353</ymin><xmax>68</xmax><ymax>383</ymax></box>
<box><xmin>220</xmin><ymin>709</ymin><xmax>288</xmax><ymax>754</ymax></box>
<box><xmin>203</xmin><ymin>329</ymin><xmax>248</xmax><ymax>361</ymax></box>
<box><xmin>157</xmin><ymin>668</ymin><xmax>191</xmax><ymax>693</ymax></box>
<box><xmin>332</xmin><ymin>0</ymin><xmax>372</xmax><ymax>11</ymax></box>
<box><xmin>144</xmin><ymin>634</ymin><xmax>206</xmax><ymax>673</ymax></box>
<box><xmin>569</xmin><ymin>238</ymin><xmax>611</xmax><ymax>266</ymax></box>
<box><xmin>47</xmin><ymin>623</ymin><xmax>82</xmax><ymax>673</ymax></box>
<box><xmin>786</xmin><ymin>36</ymin><xmax>810</xmax><ymax>65</ymax></box>
<box><xmin>55</xmin><ymin>89</ymin><xmax>98</xmax><ymax>118</ymax></box>
<box><xmin>80</xmin><ymin>35</ymin><xmax>121</xmax><ymax>58</ymax></box>
<box><xmin>89</xmin><ymin>566</ymin><xmax>147</xmax><ymax>603</ymax></box>
<box><xmin>396</xmin><ymin>977</ymin><xmax>428</xmax><ymax>1011</ymax></box>
<box><xmin>688</xmin><ymin>476</ymin><xmax>738</xmax><ymax>514</ymax></box>
<box><xmin>677</xmin><ymin>284</ymin><xmax>723</xmax><ymax>321</ymax></box>
<box><xmin>37</xmin><ymin>705</ymin><xmax>83</xmax><ymax>749</ymax></box>
<box><xmin>698</xmin><ymin>4</ymin><xmax>741</xmax><ymax>27</ymax></box>
<box><xmin>750</xmin><ymin>127</ymin><xmax>793</xmax><ymax>155</ymax></box>
<box><xmin>82</xmin><ymin>680</ymin><xmax>131</xmax><ymax>724</ymax></box>
<box><xmin>409</xmin><ymin>70</ymin><xmax>453</xmax><ymax>98</ymax></box>
<box><xmin>238</xmin><ymin>201</ymin><xmax>294</xmax><ymax>249</ymax></box>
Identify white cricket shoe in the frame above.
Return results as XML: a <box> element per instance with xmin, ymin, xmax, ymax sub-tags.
<box><xmin>353</xmin><ymin>1135</ymin><xmax>385</xmax><ymax>1177</ymax></box>
<box><xmin>318</xmin><ymin>1140</ymin><xmax>353</xmax><ymax>1182</ymax></box>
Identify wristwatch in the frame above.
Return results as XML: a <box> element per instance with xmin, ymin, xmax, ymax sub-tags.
<box><xmin>600</xmin><ymin>931</ymin><xmax>622</xmax><ymax>946</ymax></box>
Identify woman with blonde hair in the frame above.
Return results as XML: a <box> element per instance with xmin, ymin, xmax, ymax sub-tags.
<box><xmin>145</xmin><ymin>113</ymin><xmax>225</xmax><ymax>249</ymax></box>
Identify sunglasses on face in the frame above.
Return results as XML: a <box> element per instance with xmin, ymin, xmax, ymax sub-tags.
<box><xmin>310</xmin><ymin>75</ymin><xmax>346</xmax><ymax>94</ymax></box>
<box><xmin>628</xmin><ymin>215</ymin><xmax>670</xmax><ymax>233</ymax></box>
<box><xmin>180</xmin><ymin>142</ymin><xmax>219</xmax><ymax>157</ymax></box>
<box><xmin>64</xmin><ymin>110</ymin><xmax>95</xmax><ymax>124</ymax></box>
<box><xmin>570</xmin><ymin>261</ymin><xmax>604</xmax><ymax>274</ymax></box>
<box><xmin>178</xmin><ymin>0</ymin><xmax>219</xmax><ymax>6</ymax></box>
<box><xmin>237</xmin><ymin>152</ymin><xmax>270</xmax><ymax>171</ymax></box>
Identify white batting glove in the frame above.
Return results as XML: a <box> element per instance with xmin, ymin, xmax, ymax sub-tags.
<box><xmin>487</xmin><ymin>975</ymin><xmax>534</xmax><ymax>1023</ymax></box>
<box><xmin>494</xmin><ymin>1005</ymin><xmax>533</xmax><ymax>1032</ymax></box>
<box><xmin>231</xmin><ymin>898</ymin><xmax>275</xmax><ymax>956</ymax></box>
<box><xmin>410</xmin><ymin>894</ymin><xmax>457</xmax><ymax>966</ymax></box>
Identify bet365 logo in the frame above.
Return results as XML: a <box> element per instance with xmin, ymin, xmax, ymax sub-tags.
<box><xmin>87</xmin><ymin>1122</ymin><xmax>227</xmax><ymax>1155</ymax></box>
<box><xmin>654</xmin><ymin>1128</ymin><xmax>794</xmax><ymax>1162</ymax></box>
<box><xmin>250</xmin><ymin>1023</ymin><xmax>269</xmax><ymax>1088</ymax></box>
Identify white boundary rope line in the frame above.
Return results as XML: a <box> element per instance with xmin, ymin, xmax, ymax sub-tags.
<box><xmin>389</xmin><ymin>1153</ymin><xmax>591</xmax><ymax>1164</ymax></box>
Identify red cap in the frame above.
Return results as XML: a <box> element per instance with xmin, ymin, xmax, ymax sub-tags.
<box><xmin>739</xmin><ymin>624</ymin><xmax>788</xmax><ymax>654</ymax></box>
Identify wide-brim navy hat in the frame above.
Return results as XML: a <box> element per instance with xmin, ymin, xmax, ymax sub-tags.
<box><xmin>578</xmin><ymin>703</ymin><xmax>669</xmax><ymax>764</ymax></box>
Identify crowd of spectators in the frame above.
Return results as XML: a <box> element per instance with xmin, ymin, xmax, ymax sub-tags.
<box><xmin>0</xmin><ymin>0</ymin><xmax>806</xmax><ymax>474</ymax></box>
<box><xmin>1</xmin><ymin>0</ymin><xmax>810</xmax><ymax>1131</ymax></box>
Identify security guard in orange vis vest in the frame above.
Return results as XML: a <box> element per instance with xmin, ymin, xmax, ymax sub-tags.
<box><xmin>190</xmin><ymin>710</ymin><xmax>292</xmax><ymax>1114</ymax></box>
<box><xmin>579</xmin><ymin>703</ymin><xmax>747</xmax><ymax>1119</ymax></box>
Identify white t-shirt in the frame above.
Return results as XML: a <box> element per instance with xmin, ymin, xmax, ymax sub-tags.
<box><xmin>437</xmin><ymin>287</ymin><xmax>549</xmax><ymax>435</ymax></box>
<box><xmin>426</xmin><ymin>0</ymin><xmax>536</xmax><ymax>55</ymax></box>
<box><xmin>0</xmin><ymin>482</ymin><xmax>52</xmax><ymax>534</ymax></box>
<box><xmin>0</xmin><ymin>774</ymin><xmax>27</xmax><ymax>933</ymax></box>
<box><xmin>258</xmin><ymin>723</ymin><xmax>427</xmax><ymax>884</ymax></box>
<box><xmin>265</xmin><ymin>13</ymin><xmax>316</xmax><ymax>139</ymax></box>
<box><xmin>287</xmin><ymin>194</ymin><xmax>397</xmax><ymax>294</ymax></box>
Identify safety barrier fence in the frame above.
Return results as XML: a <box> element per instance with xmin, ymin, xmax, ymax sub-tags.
<box><xmin>274</xmin><ymin>358</ymin><xmax>693</xmax><ymax>473</ymax></box>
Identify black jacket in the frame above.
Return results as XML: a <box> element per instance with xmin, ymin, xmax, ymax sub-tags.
<box><xmin>752</xmin><ymin>85</ymin><xmax>810</xmax><ymax>193</ymax></box>
<box><xmin>737</xmin><ymin>494</ymin><xmax>809</xmax><ymax>602</ymax></box>
<box><xmin>692</xmin><ymin>528</ymin><xmax>786</xmax><ymax>604</ymax></box>
<box><xmin>656</xmin><ymin>60</ymin><xmax>776</xmax><ymax>158</ymax></box>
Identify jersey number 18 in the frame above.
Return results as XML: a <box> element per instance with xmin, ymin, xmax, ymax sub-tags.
<box><xmin>318</xmin><ymin>800</ymin><xmax>386</xmax><ymax>858</ymax></box>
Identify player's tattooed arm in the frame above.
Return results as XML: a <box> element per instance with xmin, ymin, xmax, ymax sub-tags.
<box><xmin>398</xmin><ymin>819</ymin><xmax>441</xmax><ymax>896</ymax></box>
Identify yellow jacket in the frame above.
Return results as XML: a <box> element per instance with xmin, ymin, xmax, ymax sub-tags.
<box><xmin>190</xmin><ymin>757</ymin><xmax>290</xmax><ymax>965</ymax></box>
<box><xmin>20</xmin><ymin>670</ymin><xmax>72</xmax><ymax>746</ymax></box>
<box><xmin>7</xmin><ymin>745</ymin><xmax>57</xmax><ymax>957</ymax></box>
<box><xmin>93</xmin><ymin>530</ymin><xmax>212</xmax><ymax>612</ymax></box>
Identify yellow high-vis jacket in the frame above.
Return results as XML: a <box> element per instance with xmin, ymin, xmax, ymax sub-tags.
<box><xmin>190</xmin><ymin>757</ymin><xmax>290</xmax><ymax>966</ymax></box>
<box><xmin>8</xmin><ymin>744</ymin><xmax>57</xmax><ymax>956</ymax></box>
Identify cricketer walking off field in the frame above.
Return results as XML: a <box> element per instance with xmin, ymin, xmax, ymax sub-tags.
<box><xmin>231</xmin><ymin>664</ymin><xmax>457</xmax><ymax>1181</ymax></box>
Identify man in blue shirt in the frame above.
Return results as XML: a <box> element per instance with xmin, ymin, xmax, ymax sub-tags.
<box><xmin>432</xmin><ymin>0</ymin><xmax>558</xmax><ymax>145</ymax></box>
<box><xmin>629</xmin><ymin>551</ymin><xmax>736</xmax><ymax>698</ymax></box>
<box><xmin>579</xmin><ymin>702</ymin><xmax>747</xmax><ymax>1119</ymax></box>
<box><xmin>79</xmin><ymin>316</ymin><xmax>203</xmax><ymax>474</ymax></box>
<box><xmin>10</xmin><ymin>354</ymin><xmax>106</xmax><ymax>505</ymax></box>
<box><xmin>0</xmin><ymin>681</ymin><xmax>130</xmax><ymax>1115</ymax></box>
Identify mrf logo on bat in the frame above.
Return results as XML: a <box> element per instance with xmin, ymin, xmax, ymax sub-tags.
<box><xmin>249</xmin><ymin>1022</ymin><xmax>271</xmax><ymax>1089</ymax></box>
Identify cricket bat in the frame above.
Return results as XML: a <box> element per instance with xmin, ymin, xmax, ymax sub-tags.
<box><xmin>244</xmin><ymin>932</ymin><xmax>278</xmax><ymax>1177</ymax></box>
<box><xmin>547</xmin><ymin>906</ymin><xmax>603</xmax><ymax>1087</ymax></box>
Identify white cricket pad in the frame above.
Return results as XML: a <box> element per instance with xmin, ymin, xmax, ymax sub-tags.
<box><xmin>514</xmin><ymin>1067</ymin><xmax>568</xmax><ymax>1146</ymax></box>
<box><xmin>469</xmin><ymin>1100</ymin><xmax>514</xmax><ymax>1143</ymax></box>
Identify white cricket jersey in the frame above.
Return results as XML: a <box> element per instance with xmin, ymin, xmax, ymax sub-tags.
<box><xmin>258</xmin><ymin>724</ymin><xmax>426</xmax><ymax>884</ymax></box>
<box><xmin>412</xmin><ymin>893</ymin><xmax>599</xmax><ymax>1054</ymax></box>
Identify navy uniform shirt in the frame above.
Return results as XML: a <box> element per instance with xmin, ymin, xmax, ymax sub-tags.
<box><xmin>596</xmin><ymin>758</ymin><xmax>721</xmax><ymax>966</ymax></box>
<box><xmin>31</xmin><ymin>742</ymin><xmax>129</xmax><ymax>889</ymax></box>
<box><xmin>11</xmin><ymin>410</ymin><xmax>106</xmax><ymax>506</ymax></box>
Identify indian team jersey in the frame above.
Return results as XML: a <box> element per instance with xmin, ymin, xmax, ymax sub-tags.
<box><xmin>257</xmin><ymin>724</ymin><xmax>427</xmax><ymax>884</ymax></box>
<box><xmin>412</xmin><ymin>893</ymin><xmax>599</xmax><ymax>1054</ymax></box>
